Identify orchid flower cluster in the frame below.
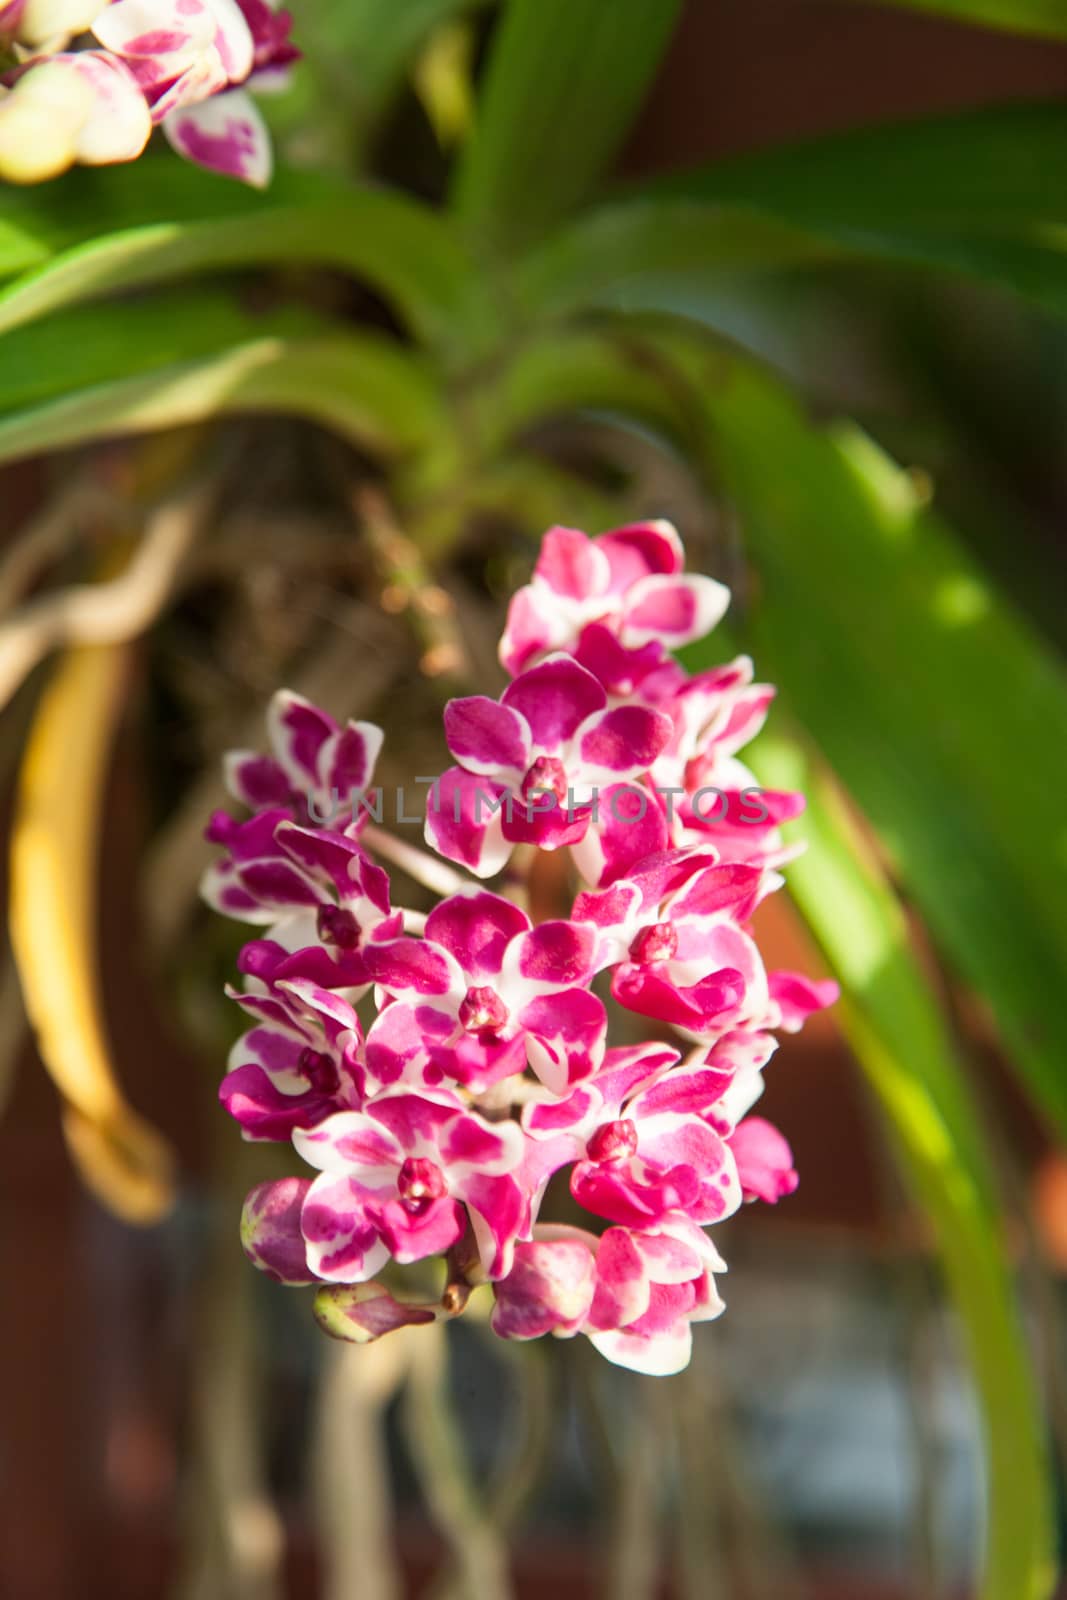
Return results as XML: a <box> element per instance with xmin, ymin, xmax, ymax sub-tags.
<box><xmin>0</xmin><ymin>0</ymin><xmax>294</xmax><ymax>186</ymax></box>
<box><xmin>206</xmin><ymin>522</ymin><xmax>836</xmax><ymax>1375</ymax></box>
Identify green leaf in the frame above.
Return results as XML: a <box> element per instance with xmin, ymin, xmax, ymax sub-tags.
<box><xmin>0</xmin><ymin>162</ymin><xmax>488</xmax><ymax>352</ymax></box>
<box><xmin>689</xmin><ymin>354</ymin><xmax>1067</xmax><ymax>1139</ymax></box>
<box><xmin>641</xmin><ymin>103</ymin><xmax>1067</xmax><ymax>318</ymax></box>
<box><xmin>748</xmin><ymin>732</ymin><xmax>1054</xmax><ymax>1600</ymax></box>
<box><xmin>453</xmin><ymin>0</ymin><xmax>684</xmax><ymax>251</ymax></box>
<box><xmin>516</xmin><ymin>199</ymin><xmax>837</xmax><ymax>325</ymax></box>
<box><xmin>475</xmin><ymin>327</ymin><xmax>704</xmax><ymax>459</ymax></box>
<box><xmin>0</xmin><ymin>292</ymin><xmax>321</xmax><ymax>418</ymax></box>
<box><xmin>843</xmin><ymin>0</ymin><xmax>1067</xmax><ymax>36</ymax></box>
<box><xmin>0</xmin><ymin>317</ymin><xmax>444</xmax><ymax>467</ymax></box>
<box><xmin>654</xmin><ymin>103</ymin><xmax>1067</xmax><ymax>228</ymax></box>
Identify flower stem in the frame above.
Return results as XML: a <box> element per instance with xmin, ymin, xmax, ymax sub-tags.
<box><xmin>361</xmin><ymin>823</ymin><xmax>470</xmax><ymax>898</ymax></box>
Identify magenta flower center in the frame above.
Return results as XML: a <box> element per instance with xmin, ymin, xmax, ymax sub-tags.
<box><xmin>298</xmin><ymin>1047</ymin><xmax>339</xmax><ymax>1095</ymax></box>
<box><xmin>587</xmin><ymin>1118</ymin><xmax>639</xmax><ymax>1164</ymax></box>
<box><xmin>397</xmin><ymin>1157</ymin><xmax>448</xmax><ymax>1213</ymax></box>
<box><xmin>521</xmin><ymin>756</ymin><xmax>568</xmax><ymax>806</ymax></box>
<box><xmin>458</xmin><ymin>984</ymin><xmax>509</xmax><ymax>1036</ymax></box>
<box><xmin>316</xmin><ymin>904</ymin><xmax>361</xmax><ymax>948</ymax></box>
<box><xmin>629</xmin><ymin>921</ymin><xmax>678</xmax><ymax>964</ymax></box>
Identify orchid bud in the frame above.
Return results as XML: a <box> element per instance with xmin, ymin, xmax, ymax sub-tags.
<box><xmin>313</xmin><ymin>1281</ymin><xmax>441</xmax><ymax>1344</ymax></box>
<box><xmin>491</xmin><ymin>1237</ymin><xmax>597</xmax><ymax>1341</ymax></box>
<box><xmin>727</xmin><ymin>1116</ymin><xmax>799</xmax><ymax>1204</ymax></box>
<box><xmin>240</xmin><ymin>1177</ymin><xmax>317</xmax><ymax>1284</ymax></box>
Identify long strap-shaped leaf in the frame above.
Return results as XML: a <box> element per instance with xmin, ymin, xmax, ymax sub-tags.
<box><xmin>10</xmin><ymin>642</ymin><xmax>176</xmax><ymax>1223</ymax></box>
<box><xmin>452</xmin><ymin>0</ymin><xmax>684</xmax><ymax>251</ymax></box>
<box><xmin>693</xmin><ymin>356</ymin><xmax>1067</xmax><ymax>1143</ymax></box>
<box><xmin>0</xmin><ymin>291</ymin><xmax>324</xmax><ymax>418</ymax></box>
<box><xmin>515</xmin><ymin>200</ymin><xmax>838</xmax><ymax>324</ymax></box>
<box><xmin>0</xmin><ymin>327</ymin><xmax>446</xmax><ymax>468</ymax></box>
<box><xmin>0</xmin><ymin>164</ymin><xmax>487</xmax><ymax>352</ymax></box>
<box><xmin>650</xmin><ymin>102</ymin><xmax>1067</xmax><ymax>229</ymax></box>
<box><xmin>628</xmin><ymin>103</ymin><xmax>1067</xmax><ymax>320</ymax></box>
<box><xmin>750</xmin><ymin>732</ymin><xmax>1055</xmax><ymax>1600</ymax></box>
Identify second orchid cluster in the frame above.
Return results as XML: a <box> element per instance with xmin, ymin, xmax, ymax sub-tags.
<box><xmin>206</xmin><ymin>522</ymin><xmax>835</xmax><ymax>1376</ymax></box>
<box><xmin>0</xmin><ymin>0</ymin><xmax>295</xmax><ymax>186</ymax></box>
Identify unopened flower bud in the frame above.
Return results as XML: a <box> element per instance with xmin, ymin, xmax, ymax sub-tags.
<box><xmin>491</xmin><ymin>1237</ymin><xmax>597</xmax><ymax>1341</ymax></box>
<box><xmin>240</xmin><ymin>1177</ymin><xmax>316</xmax><ymax>1284</ymax></box>
<box><xmin>314</xmin><ymin>1281</ymin><xmax>441</xmax><ymax>1344</ymax></box>
<box><xmin>728</xmin><ymin>1116</ymin><xmax>798</xmax><ymax>1204</ymax></box>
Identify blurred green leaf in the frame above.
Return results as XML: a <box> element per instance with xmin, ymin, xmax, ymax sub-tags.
<box><xmin>0</xmin><ymin>292</ymin><xmax>321</xmax><ymax>417</ymax></box>
<box><xmin>653</xmin><ymin>103</ymin><xmax>1067</xmax><ymax>227</ymax></box>
<box><xmin>0</xmin><ymin>315</ymin><xmax>444</xmax><ymax>466</ymax></box>
<box><xmin>641</xmin><ymin>104</ymin><xmax>1067</xmax><ymax>318</ymax></box>
<box><xmin>453</xmin><ymin>0</ymin><xmax>683</xmax><ymax>251</ymax></box>
<box><xmin>476</xmin><ymin>326</ymin><xmax>702</xmax><ymax>460</ymax></box>
<box><xmin>691</xmin><ymin>356</ymin><xmax>1067</xmax><ymax>1139</ymax></box>
<box><xmin>516</xmin><ymin>199</ymin><xmax>837</xmax><ymax>324</ymax></box>
<box><xmin>844</xmin><ymin>0</ymin><xmax>1067</xmax><ymax>35</ymax></box>
<box><xmin>749</xmin><ymin>732</ymin><xmax>1054</xmax><ymax>1600</ymax></box>
<box><xmin>0</xmin><ymin>162</ymin><xmax>487</xmax><ymax>351</ymax></box>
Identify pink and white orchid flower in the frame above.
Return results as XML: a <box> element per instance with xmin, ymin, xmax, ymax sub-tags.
<box><xmin>430</xmin><ymin>653</ymin><xmax>672</xmax><ymax>874</ymax></box>
<box><xmin>365</xmin><ymin>889</ymin><xmax>606</xmax><ymax>1095</ymax></box>
<box><xmin>293</xmin><ymin>1089</ymin><xmax>529</xmax><ymax>1281</ymax></box>
<box><xmin>499</xmin><ymin>522</ymin><xmax>730</xmax><ymax>677</ymax></box>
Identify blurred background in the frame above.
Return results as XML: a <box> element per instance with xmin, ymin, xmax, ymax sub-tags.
<box><xmin>1</xmin><ymin>2</ymin><xmax>1066</xmax><ymax>1596</ymax></box>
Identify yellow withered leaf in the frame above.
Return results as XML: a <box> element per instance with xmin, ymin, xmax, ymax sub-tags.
<box><xmin>9</xmin><ymin>641</ymin><xmax>176</xmax><ymax>1223</ymax></box>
